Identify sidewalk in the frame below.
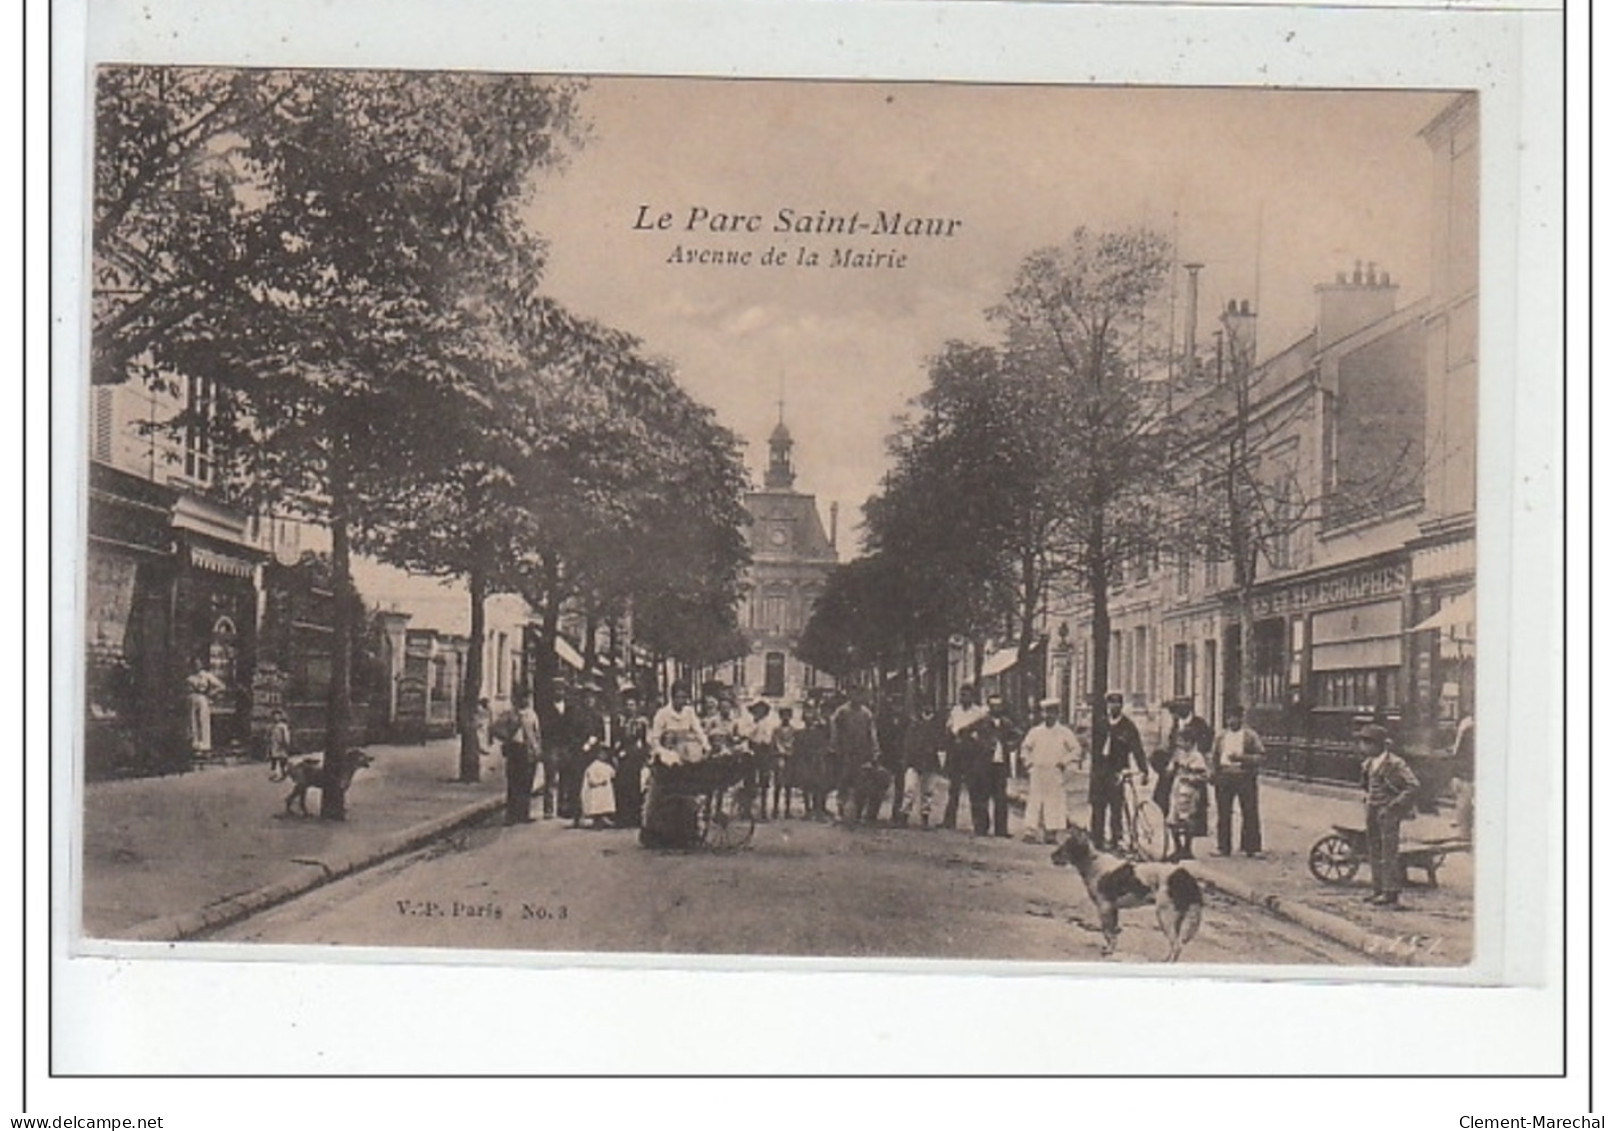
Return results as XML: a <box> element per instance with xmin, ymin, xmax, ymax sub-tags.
<box><xmin>1019</xmin><ymin>770</ymin><xmax>1473</xmax><ymax>964</ymax></box>
<box><xmin>81</xmin><ymin>738</ymin><xmax>506</xmax><ymax>939</ymax></box>
<box><xmin>1188</xmin><ymin>777</ymin><xmax>1474</xmax><ymax>965</ymax></box>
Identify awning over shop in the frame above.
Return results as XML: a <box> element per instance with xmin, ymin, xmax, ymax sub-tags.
<box><xmin>980</xmin><ymin>647</ymin><xmax>1019</xmax><ymax>678</ymax></box>
<box><xmin>1410</xmin><ymin>589</ymin><xmax>1475</xmax><ymax>639</ymax></box>
<box><xmin>189</xmin><ymin>545</ymin><xmax>257</xmax><ymax>579</ymax></box>
<box><xmin>555</xmin><ymin>636</ymin><xmax>585</xmax><ymax>670</ymax></box>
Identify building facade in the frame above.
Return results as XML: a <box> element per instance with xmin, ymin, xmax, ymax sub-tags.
<box><xmin>736</xmin><ymin>420</ymin><xmax>839</xmax><ymax>704</ymax></box>
<box><xmin>1040</xmin><ymin>93</ymin><xmax>1478</xmax><ymax>784</ymax></box>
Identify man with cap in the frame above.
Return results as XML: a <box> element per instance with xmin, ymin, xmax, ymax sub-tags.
<box><xmin>1090</xmin><ymin>692</ymin><xmax>1148</xmax><ymax>850</ymax></box>
<box><xmin>1358</xmin><ymin>723</ymin><xmax>1421</xmax><ymax>908</ymax></box>
<box><xmin>1019</xmin><ymin>698</ymin><xmax>1079</xmax><ymax>844</ymax></box>
<box><xmin>1210</xmin><ymin>704</ymin><xmax>1267</xmax><ymax>857</ymax></box>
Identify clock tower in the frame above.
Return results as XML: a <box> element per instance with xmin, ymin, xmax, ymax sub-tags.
<box><xmin>737</xmin><ymin>415</ymin><xmax>838</xmax><ymax>704</ymax></box>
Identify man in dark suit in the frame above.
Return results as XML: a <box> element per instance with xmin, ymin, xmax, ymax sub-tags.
<box><xmin>981</xmin><ymin>693</ymin><xmax>1020</xmax><ymax>838</ymax></box>
<box><xmin>1090</xmin><ymin>691</ymin><xmax>1148</xmax><ymax>850</ymax></box>
<box><xmin>612</xmin><ymin>688</ymin><xmax>650</xmax><ymax>829</ymax></box>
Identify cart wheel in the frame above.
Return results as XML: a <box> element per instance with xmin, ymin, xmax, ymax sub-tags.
<box><xmin>1308</xmin><ymin>834</ymin><xmax>1360</xmax><ymax>884</ymax></box>
<box><xmin>704</xmin><ymin>785</ymin><xmax>757</xmax><ymax>851</ymax></box>
<box><xmin>1132</xmin><ymin>800</ymin><xmax>1166</xmax><ymax>861</ymax></box>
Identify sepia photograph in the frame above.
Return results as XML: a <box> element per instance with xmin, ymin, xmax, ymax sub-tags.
<box><xmin>76</xmin><ymin>68</ymin><xmax>1482</xmax><ymax>973</ymax></box>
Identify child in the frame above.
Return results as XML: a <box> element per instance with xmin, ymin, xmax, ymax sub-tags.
<box><xmin>1166</xmin><ymin>726</ymin><xmax>1210</xmax><ymax>861</ymax></box>
<box><xmin>581</xmin><ymin>749</ymin><xmax>617</xmax><ymax>829</ymax></box>
<box><xmin>267</xmin><ymin>709</ymin><xmax>293</xmax><ymax>781</ymax></box>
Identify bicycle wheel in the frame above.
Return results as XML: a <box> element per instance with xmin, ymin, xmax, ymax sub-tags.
<box><xmin>703</xmin><ymin>784</ymin><xmax>757</xmax><ymax>851</ymax></box>
<box><xmin>1131</xmin><ymin>800</ymin><xmax>1166</xmax><ymax>861</ymax></box>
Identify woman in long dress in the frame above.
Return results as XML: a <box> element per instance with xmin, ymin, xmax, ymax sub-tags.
<box><xmin>184</xmin><ymin>659</ymin><xmax>227</xmax><ymax>759</ymax></box>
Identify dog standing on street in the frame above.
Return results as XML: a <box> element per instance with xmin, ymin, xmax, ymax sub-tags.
<box><xmin>279</xmin><ymin>749</ymin><xmax>374</xmax><ymax>817</ymax></box>
<box><xmin>1051</xmin><ymin>828</ymin><xmax>1204</xmax><ymax>962</ymax></box>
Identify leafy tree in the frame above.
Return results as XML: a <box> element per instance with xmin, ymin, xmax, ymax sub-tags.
<box><xmin>97</xmin><ymin>66</ymin><xmax>585</xmax><ymax>817</ymax></box>
<box><xmin>991</xmin><ymin>226</ymin><xmax>1175</xmax><ymax>738</ymax></box>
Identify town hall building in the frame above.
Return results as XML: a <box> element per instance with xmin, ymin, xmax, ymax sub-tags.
<box><xmin>737</xmin><ymin>418</ymin><xmax>839</xmax><ymax>704</ymax></box>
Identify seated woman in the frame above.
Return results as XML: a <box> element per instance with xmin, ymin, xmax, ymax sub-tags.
<box><xmin>640</xmin><ymin>684</ymin><xmax>711</xmax><ymax>848</ymax></box>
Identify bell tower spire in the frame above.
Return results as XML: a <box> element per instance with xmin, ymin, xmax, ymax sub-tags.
<box><xmin>765</xmin><ymin>418</ymin><xmax>796</xmax><ymax>490</ymax></box>
<box><xmin>766</xmin><ymin>376</ymin><xmax>796</xmax><ymax>490</ymax></box>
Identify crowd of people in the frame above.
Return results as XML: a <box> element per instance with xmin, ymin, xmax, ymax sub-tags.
<box><xmin>473</xmin><ymin>677</ymin><xmax>1463</xmax><ymax>912</ymax></box>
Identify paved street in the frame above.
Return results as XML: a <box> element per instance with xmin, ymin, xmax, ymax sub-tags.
<box><xmin>213</xmin><ymin>803</ymin><xmax>1365</xmax><ymax>965</ymax></box>
<box><xmin>81</xmin><ymin>734</ymin><xmax>1468</xmax><ymax>964</ymax></box>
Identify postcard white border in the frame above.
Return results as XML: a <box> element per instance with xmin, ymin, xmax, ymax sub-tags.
<box><xmin>40</xmin><ymin>0</ymin><xmax>1572</xmax><ymax>1098</ymax></box>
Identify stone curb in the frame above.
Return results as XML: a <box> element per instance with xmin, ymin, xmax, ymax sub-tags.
<box><xmin>119</xmin><ymin>794</ymin><xmax>506</xmax><ymax>943</ymax></box>
<box><xmin>1184</xmin><ymin>861</ymin><xmax>1442</xmax><ymax>967</ymax></box>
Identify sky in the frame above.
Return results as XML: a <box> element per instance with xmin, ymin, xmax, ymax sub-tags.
<box><xmin>520</xmin><ymin>79</ymin><xmax>1455</xmax><ymax>555</ymax></box>
<box><xmin>358</xmin><ymin>78</ymin><xmax>1455</xmax><ymax>630</ymax></box>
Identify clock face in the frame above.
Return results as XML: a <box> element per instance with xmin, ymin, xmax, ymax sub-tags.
<box><xmin>768</xmin><ymin>528</ymin><xmax>788</xmax><ymax>547</ymax></box>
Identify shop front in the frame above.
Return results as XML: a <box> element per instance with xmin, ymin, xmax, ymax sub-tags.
<box><xmin>85</xmin><ymin>465</ymin><xmax>183</xmax><ymax>777</ymax></box>
<box><xmin>1406</xmin><ymin>529</ymin><xmax>1476</xmax><ymax>762</ymax></box>
<box><xmin>1239</xmin><ymin>554</ymin><xmax>1411</xmax><ymax>785</ymax></box>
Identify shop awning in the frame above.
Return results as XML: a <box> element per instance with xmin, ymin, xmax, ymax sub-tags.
<box><xmin>1410</xmin><ymin>589</ymin><xmax>1475</xmax><ymax>638</ymax></box>
<box><xmin>980</xmin><ymin>647</ymin><xmax>1020</xmax><ymax>678</ymax></box>
<box><xmin>555</xmin><ymin>636</ymin><xmax>585</xmax><ymax>670</ymax></box>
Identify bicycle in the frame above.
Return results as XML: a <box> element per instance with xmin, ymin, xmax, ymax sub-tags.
<box><xmin>1114</xmin><ymin>768</ymin><xmax>1166</xmax><ymax>861</ymax></box>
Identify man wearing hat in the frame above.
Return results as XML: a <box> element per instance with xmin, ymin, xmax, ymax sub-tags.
<box><xmin>1019</xmin><ymin>698</ymin><xmax>1079</xmax><ymax>844</ymax></box>
<box><xmin>1358</xmin><ymin>723</ymin><xmax>1421</xmax><ymax>908</ymax></box>
<box><xmin>1091</xmin><ymin>691</ymin><xmax>1148</xmax><ymax>850</ymax></box>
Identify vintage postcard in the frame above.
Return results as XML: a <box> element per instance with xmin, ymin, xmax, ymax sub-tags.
<box><xmin>75</xmin><ymin>68</ymin><xmax>1486</xmax><ymax>976</ymax></box>
<box><xmin>44</xmin><ymin>0</ymin><xmax>1578</xmax><ymax>1097</ymax></box>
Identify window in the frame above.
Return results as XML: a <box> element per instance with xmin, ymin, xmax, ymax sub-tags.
<box><xmin>92</xmin><ymin>388</ymin><xmax>114</xmax><ymax>462</ymax></box>
<box><xmin>764</xmin><ymin>652</ymin><xmax>786</xmax><ymax>697</ymax></box>
<box><xmin>1175</xmin><ymin>550</ymin><xmax>1191</xmax><ymax>597</ymax></box>
<box><xmin>1270</xmin><ymin>478</ymin><xmax>1296</xmax><ymax>570</ymax></box>
<box><xmin>1310</xmin><ymin>669</ymin><xmax>1400</xmax><ymax>712</ymax></box>
<box><xmin>763</xmin><ymin>592</ymin><xmax>789</xmax><ymax>633</ymax></box>
<box><xmin>1204</xmin><ymin>555</ymin><xmax>1221</xmax><ymax>590</ymax></box>
<box><xmin>1251</xmin><ymin>618</ymin><xmax>1287</xmax><ymax>707</ymax></box>
<box><xmin>183</xmin><ymin>374</ymin><xmax>215</xmax><ymax>484</ymax></box>
<box><xmin>1133</xmin><ymin>626</ymin><xmax>1148</xmax><ymax>699</ymax></box>
<box><xmin>1172</xmin><ymin>643</ymin><xmax>1193</xmax><ymax>700</ymax></box>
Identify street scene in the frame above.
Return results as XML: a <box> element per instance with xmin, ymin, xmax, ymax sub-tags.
<box><xmin>80</xmin><ymin>72</ymin><xmax>1477</xmax><ymax>967</ymax></box>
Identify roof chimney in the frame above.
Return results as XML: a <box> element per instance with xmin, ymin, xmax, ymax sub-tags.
<box><xmin>1315</xmin><ymin>262</ymin><xmax>1398</xmax><ymax>348</ymax></box>
<box><xmin>1182</xmin><ymin>263</ymin><xmax>1205</xmax><ymax>380</ymax></box>
<box><xmin>1220</xmin><ymin>299</ymin><xmax>1258</xmax><ymax>380</ymax></box>
<box><xmin>829</xmin><ymin>502</ymin><xmax>838</xmax><ymax>552</ymax></box>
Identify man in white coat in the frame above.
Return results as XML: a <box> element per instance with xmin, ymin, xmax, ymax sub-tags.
<box><xmin>1019</xmin><ymin>697</ymin><xmax>1079</xmax><ymax>844</ymax></box>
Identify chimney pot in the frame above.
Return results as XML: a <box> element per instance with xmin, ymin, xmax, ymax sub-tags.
<box><xmin>1381</xmin><ymin>270</ymin><xmax>1391</xmax><ymax>286</ymax></box>
<box><xmin>1353</xmin><ymin>261</ymin><xmax>1363</xmax><ymax>285</ymax></box>
<box><xmin>1336</xmin><ymin>271</ymin><xmax>1347</xmax><ymax>284</ymax></box>
<box><xmin>1240</xmin><ymin>299</ymin><xmax>1251</xmax><ymax>315</ymax></box>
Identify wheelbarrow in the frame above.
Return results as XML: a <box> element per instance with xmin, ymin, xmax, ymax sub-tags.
<box><xmin>1308</xmin><ymin>824</ymin><xmax>1471</xmax><ymax>888</ymax></box>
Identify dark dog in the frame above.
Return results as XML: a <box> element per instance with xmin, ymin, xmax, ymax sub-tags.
<box><xmin>281</xmin><ymin>749</ymin><xmax>373</xmax><ymax>817</ymax></box>
<box><xmin>1052</xmin><ymin>828</ymin><xmax>1204</xmax><ymax>962</ymax></box>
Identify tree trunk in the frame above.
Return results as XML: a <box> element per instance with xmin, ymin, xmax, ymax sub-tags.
<box><xmin>1087</xmin><ymin>519</ymin><xmax>1111</xmax><ymax>753</ymax></box>
<box><xmin>457</xmin><ymin>565</ymin><xmax>487</xmax><ymax>784</ymax></box>
<box><xmin>1236</xmin><ymin>588</ymin><xmax>1257</xmax><ymax>713</ymax></box>
<box><xmin>320</xmin><ymin>487</ymin><xmax>354</xmax><ymax>821</ymax></box>
<box><xmin>1016</xmin><ymin>547</ymin><xmax>1040</xmax><ymax>660</ymax></box>
<box><xmin>534</xmin><ymin>552</ymin><xmax>563</xmax><ymax>733</ymax></box>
